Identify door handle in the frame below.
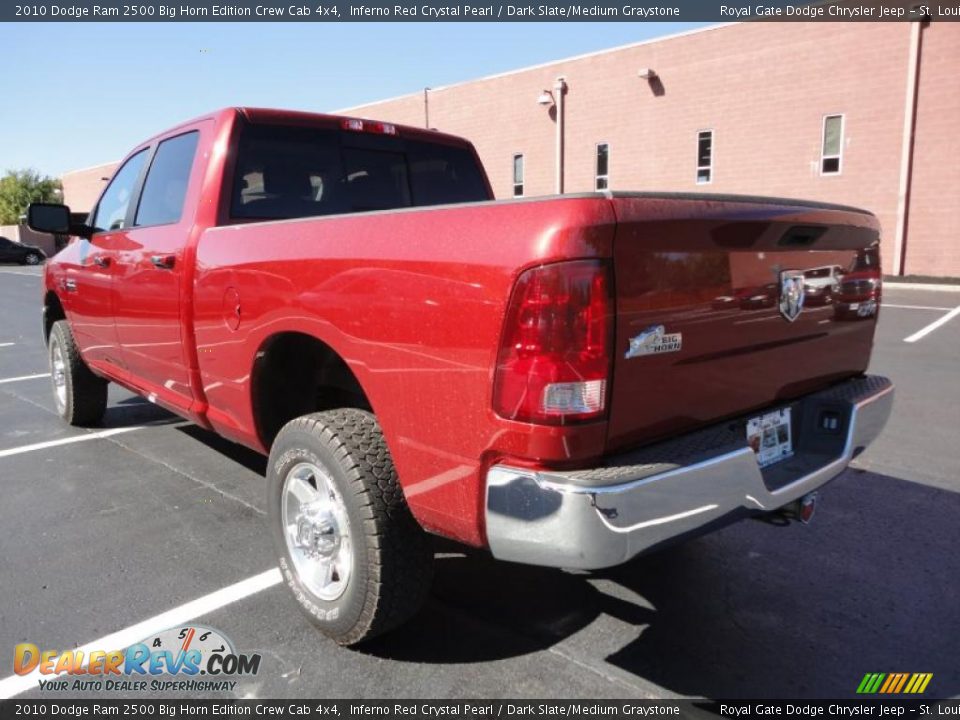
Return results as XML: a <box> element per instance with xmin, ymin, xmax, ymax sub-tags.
<box><xmin>150</xmin><ymin>254</ymin><xmax>176</xmax><ymax>270</ymax></box>
<box><xmin>91</xmin><ymin>255</ymin><xmax>111</xmax><ymax>268</ymax></box>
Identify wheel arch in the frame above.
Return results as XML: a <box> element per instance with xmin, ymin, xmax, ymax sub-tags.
<box><xmin>43</xmin><ymin>291</ymin><xmax>66</xmax><ymax>345</ymax></box>
<box><xmin>250</xmin><ymin>331</ymin><xmax>373</xmax><ymax>450</ymax></box>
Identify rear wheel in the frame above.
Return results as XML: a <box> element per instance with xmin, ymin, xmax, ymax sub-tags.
<box><xmin>48</xmin><ymin>320</ymin><xmax>108</xmax><ymax>426</ymax></box>
<box><xmin>267</xmin><ymin>409</ymin><xmax>433</xmax><ymax>645</ymax></box>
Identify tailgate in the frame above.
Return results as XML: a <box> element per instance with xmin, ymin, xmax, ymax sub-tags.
<box><xmin>607</xmin><ymin>192</ymin><xmax>881</xmax><ymax>452</ymax></box>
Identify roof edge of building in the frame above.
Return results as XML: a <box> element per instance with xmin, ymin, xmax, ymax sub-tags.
<box><xmin>333</xmin><ymin>21</ymin><xmax>736</xmax><ymax>114</ymax></box>
<box><xmin>61</xmin><ymin>160</ymin><xmax>120</xmax><ymax>178</ymax></box>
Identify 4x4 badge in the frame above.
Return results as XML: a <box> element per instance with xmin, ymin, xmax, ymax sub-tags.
<box><xmin>779</xmin><ymin>270</ymin><xmax>805</xmax><ymax>322</ymax></box>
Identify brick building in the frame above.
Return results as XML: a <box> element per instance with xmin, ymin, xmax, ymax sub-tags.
<box><xmin>62</xmin><ymin>21</ymin><xmax>959</xmax><ymax>277</ymax></box>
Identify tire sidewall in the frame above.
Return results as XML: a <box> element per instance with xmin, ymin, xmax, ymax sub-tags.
<box><xmin>267</xmin><ymin>425</ymin><xmax>370</xmax><ymax>639</ymax></box>
<box><xmin>49</xmin><ymin>325</ymin><xmax>72</xmax><ymax>421</ymax></box>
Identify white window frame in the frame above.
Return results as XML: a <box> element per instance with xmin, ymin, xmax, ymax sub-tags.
<box><xmin>512</xmin><ymin>153</ymin><xmax>524</xmax><ymax>197</ymax></box>
<box><xmin>820</xmin><ymin>114</ymin><xmax>845</xmax><ymax>176</ymax></box>
<box><xmin>595</xmin><ymin>142</ymin><xmax>610</xmax><ymax>191</ymax></box>
<box><xmin>696</xmin><ymin>129</ymin><xmax>713</xmax><ymax>185</ymax></box>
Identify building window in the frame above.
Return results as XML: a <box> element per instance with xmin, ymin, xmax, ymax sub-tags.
<box><xmin>595</xmin><ymin>143</ymin><xmax>609</xmax><ymax>190</ymax></box>
<box><xmin>821</xmin><ymin>114</ymin><xmax>844</xmax><ymax>175</ymax></box>
<box><xmin>696</xmin><ymin>130</ymin><xmax>713</xmax><ymax>184</ymax></box>
<box><xmin>512</xmin><ymin>154</ymin><xmax>524</xmax><ymax>197</ymax></box>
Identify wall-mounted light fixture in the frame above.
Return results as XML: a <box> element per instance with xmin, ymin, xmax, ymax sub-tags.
<box><xmin>638</xmin><ymin>68</ymin><xmax>658</xmax><ymax>80</ymax></box>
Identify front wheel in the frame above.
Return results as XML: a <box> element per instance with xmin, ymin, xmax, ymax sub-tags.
<box><xmin>23</xmin><ymin>252</ymin><xmax>42</xmax><ymax>265</ymax></box>
<box><xmin>267</xmin><ymin>409</ymin><xmax>433</xmax><ymax>645</ymax></box>
<box><xmin>48</xmin><ymin>320</ymin><xmax>108</xmax><ymax>426</ymax></box>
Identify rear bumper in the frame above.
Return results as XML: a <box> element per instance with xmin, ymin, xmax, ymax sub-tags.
<box><xmin>485</xmin><ymin>375</ymin><xmax>893</xmax><ymax>569</ymax></box>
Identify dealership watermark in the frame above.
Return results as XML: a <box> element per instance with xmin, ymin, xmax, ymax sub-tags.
<box><xmin>13</xmin><ymin>626</ymin><xmax>261</xmax><ymax>695</ymax></box>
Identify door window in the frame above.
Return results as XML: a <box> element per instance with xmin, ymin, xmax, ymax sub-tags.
<box><xmin>135</xmin><ymin>131</ymin><xmax>200</xmax><ymax>227</ymax></box>
<box><xmin>92</xmin><ymin>150</ymin><xmax>148</xmax><ymax>232</ymax></box>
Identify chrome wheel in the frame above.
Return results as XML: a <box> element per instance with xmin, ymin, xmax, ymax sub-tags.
<box><xmin>282</xmin><ymin>461</ymin><xmax>353</xmax><ymax>601</ymax></box>
<box><xmin>25</xmin><ymin>253</ymin><xmax>40</xmax><ymax>265</ymax></box>
<box><xmin>50</xmin><ymin>336</ymin><xmax>67</xmax><ymax>413</ymax></box>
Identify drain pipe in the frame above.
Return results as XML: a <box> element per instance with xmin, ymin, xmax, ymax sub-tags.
<box><xmin>554</xmin><ymin>77</ymin><xmax>567</xmax><ymax>194</ymax></box>
<box><xmin>892</xmin><ymin>17</ymin><xmax>925</xmax><ymax>276</ymax></box>
<box><xmin>423</xmin><ymin>87</ymin><xmax>430</xmax><ymax>129</ymax></box>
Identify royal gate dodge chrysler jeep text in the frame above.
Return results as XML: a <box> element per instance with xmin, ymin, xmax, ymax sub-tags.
<box><xmin>30</xmin><ymin>108</ymin><xmax>893</xmax><ymax>645</ymax></box>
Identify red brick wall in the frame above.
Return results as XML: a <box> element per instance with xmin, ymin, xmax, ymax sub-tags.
<box><xmin>905</xmin><ymin>22</ymin><xmax>960</xmax><ymax>277</ymax></box>
<box><xmin>61</xmin><ymin>161</ymin><xmax>118</xmax><ymax>214</ymax></box>
<box><xmin>345</xmin><ymin>22</ymin><xmax>956</xmax><ymax>277</ymax></box>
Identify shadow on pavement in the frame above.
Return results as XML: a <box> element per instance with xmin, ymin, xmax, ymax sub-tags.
<box><xmin>175</xmin><ymin>423</ymin><xmax>268</xmax><ymax>476</ymax></box>
<box><xmin>365</xmin><ymin>469</ymin><xmax>959</xmax><ymax>699</ymax></box>
<box><xmin>102</xmin><ymin>396</ymin><xmax>183</xmax><ymax>428</ymax></box>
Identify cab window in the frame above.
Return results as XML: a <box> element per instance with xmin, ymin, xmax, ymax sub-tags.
<box><xmin>92</xmin><ymin>150</ymin><xmax>148</xmax><ymax>232</ymax></box>
<box><xmin>135</xmin><ymin>132</ymin><xmax>200</xmax><ymax>227</ymax></box>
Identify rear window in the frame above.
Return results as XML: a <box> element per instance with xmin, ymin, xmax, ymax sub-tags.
<box><xmin>230</xmin><ymin>123</ymin><xmax>488</xmax><ymax>221</ymax></box>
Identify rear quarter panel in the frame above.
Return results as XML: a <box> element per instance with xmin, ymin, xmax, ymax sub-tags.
<box><xmin>193</xmin><ymin>196</ymin><xmax>616</xmax><ymax>545</ymax></box>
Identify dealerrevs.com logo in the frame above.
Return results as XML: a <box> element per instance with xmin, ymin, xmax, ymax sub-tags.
<box><xmin>14</xmin><ymin>625</ymin><xmax>261</xmax><ymax>693</ymax></box>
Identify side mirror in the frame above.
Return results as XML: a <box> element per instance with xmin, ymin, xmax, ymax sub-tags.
<box><xmin>28</xmin><ymin>203</ymin><xmax>72</xmax><ymax>234</ymax></box>
<box><xmin>27</xmin><ymin>203</ymin><xmax>94</xmax><ymax>239</ymax></box>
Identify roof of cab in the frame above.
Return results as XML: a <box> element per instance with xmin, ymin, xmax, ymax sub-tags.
<box><xmin>236</xmin><ymin>107</ymin><xmax>472</xmax><ymax>147</ymax></box>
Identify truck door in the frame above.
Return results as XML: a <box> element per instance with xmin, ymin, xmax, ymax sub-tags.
<box><xmin>111</xmin><ymin>130</ymin><xmax>201</xmax><ymax>413</ymax></box>
<box><xmin>65</xmin><ymin>149</ymin><xmax>150</xmax><ymax>370</ymax></box>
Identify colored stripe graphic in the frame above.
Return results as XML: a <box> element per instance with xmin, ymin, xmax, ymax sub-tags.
<box><xmin>857</xmin><ymin>672</ymin><xmax>932</xmax><ymax>694</ymax></box>
<box><xmin>869</xmin><ymin>674</ymin><xmax>886</xmax><ymax>693</ymax></box>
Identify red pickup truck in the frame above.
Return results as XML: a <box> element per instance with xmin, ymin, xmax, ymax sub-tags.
<box><xmin>29</xmin><ymin>108</ymin><xmax>893</xmax><ymax>645</ymax></box>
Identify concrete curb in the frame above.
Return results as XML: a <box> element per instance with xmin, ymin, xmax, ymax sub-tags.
<box><xmin>883</xmin><ymin>282</ymin><xmax>960</xmax><ymax>293</ymax></box>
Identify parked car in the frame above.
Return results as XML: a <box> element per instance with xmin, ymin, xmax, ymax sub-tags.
<box><xmin>0</xmin><ymin>236</ymin><xmax>46</xmax><ymax>265</ymax></box>
<box><xmin>834</xmin><ymin>249</ymin><xmax>882</xmax><ymax>320</ymax></box>
<box><xmin>28</xmin><ymin>108</ymin><xmax>893</xmax><ymax>645</ymax></box>
<box><xmin>803</xmin><ymin>265</ymin><xmax>844</xmax><ymax>306</ymax></box>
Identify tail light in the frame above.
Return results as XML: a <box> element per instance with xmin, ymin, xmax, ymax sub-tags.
<box><xmin>493</xmin><ymin>259</ymin><xmax>613</xmax><ymax>425</ymax></box>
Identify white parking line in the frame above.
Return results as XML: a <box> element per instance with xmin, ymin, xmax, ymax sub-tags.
<box><xmin>0</xmin><ymin>343</ymin><xmax>14</xmax><ymax>348</ymax></box>
<box><xmin>0</xmin><ymin>373</ymin><xmax>49</xmax><ymax>385</ymax></box>
<box><xmin>0</xmin><ymin>568</ymin><xmax>282</xmax><ymax>699</ymax></box>
<box><xmin>904</xmin><ymin>305</ymin><xmax>960</xmax><ymax>343</ymax></box>
<box><xmin>883</xmin><ymin>304</ymin><xmax>953</xmax><ymax>311</ymax></box>
<box><xmin>883</xmin><ymin>282</ymin><xmax>960</xmax><ymax>293</ymax></box>
<box><xmin>0</xmin><ymin>269</ymin><xmax>41</xmax><ymax>277</ymax></box>
<box><xmin>0</xmin><ymin>427</ymin><xmax>145</xmax><ymax>459</ymax></box>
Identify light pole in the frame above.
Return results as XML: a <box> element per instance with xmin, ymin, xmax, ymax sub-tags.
<box><xmin>538</xmin><ymin>76</ymin><xmax>567</xmax><ymax>195</ymax></box>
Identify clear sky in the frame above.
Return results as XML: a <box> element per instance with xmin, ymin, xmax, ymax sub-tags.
<box><xmin>1</xmin><ymin>22</ymin><xmax>708</xmax><ymax>178</ymax></box>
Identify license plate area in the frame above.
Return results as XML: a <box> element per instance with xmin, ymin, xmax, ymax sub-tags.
<box><xmin>747</xmin><ymin>408</ymin><xmax>794</xmax><ymax>468</ymax></box>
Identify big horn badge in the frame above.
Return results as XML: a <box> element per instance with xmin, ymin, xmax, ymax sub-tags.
<box><xmin>779</xmin><ymin>270</ymin><xmax>806</xmax><ymax>322</ymax></box>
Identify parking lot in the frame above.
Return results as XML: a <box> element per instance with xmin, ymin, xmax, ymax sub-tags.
<box><xmin>1</xmin><ymin>264</ymin><xmax>957</xmax><ymax>700</ymax></box>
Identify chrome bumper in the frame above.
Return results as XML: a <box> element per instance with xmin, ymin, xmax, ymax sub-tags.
<box><xmin>485</xmin><ymin>375</ymin><xmax>893</xmax><ymax>569</ymax></box>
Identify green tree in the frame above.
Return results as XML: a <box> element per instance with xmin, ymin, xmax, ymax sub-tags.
<box><xmin>0</xmin><ymin>170</ymin><xmax>62</xmax><ymax>225</ymax></box>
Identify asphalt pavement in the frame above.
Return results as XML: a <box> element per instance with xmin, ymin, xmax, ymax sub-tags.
<box><xmin>0</xmin><ymin>265</ymin><xmax>957</xmax><ymax>700</ymax></box>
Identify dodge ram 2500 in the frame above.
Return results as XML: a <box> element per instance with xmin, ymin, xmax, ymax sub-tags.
<box><xmin>29</xmin><ymin>107</ymin><xmax>893</xmax><ymax>645</ymax></box>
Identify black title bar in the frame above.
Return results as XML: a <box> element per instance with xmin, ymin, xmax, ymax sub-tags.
<box><xmin>3</xmin><ymin>0</ymin><xmax>955</xmax><ymax>21</ymax></box>
<box><xmin>2</xmin><ymin>700</ymin><xmax>960</xmax><ymax>719</ymax></box>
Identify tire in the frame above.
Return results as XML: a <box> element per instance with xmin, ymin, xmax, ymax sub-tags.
<box><xmin>268</xmin><ymin>409</ymin><xmax>433</xmax><ymax>646</ymax></box>
<box><xmin>23</xmin><ymin>252</ymin><xmax>42</xmax><ymax>266</ymax></box>
<box><xmin>48</xmin><ymin>320</ymin><xmax>108</xmax><ymax>426</ymax></box>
